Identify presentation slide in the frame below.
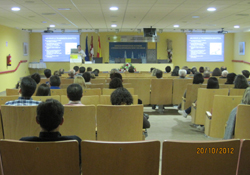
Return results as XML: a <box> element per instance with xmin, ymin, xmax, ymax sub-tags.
<box><xmin>42</xmin><ymin>34</ymin><xmax>80</xmax><ymax>62</ymax></box>
<box><xmin>186</xmin><ymin>34</ymin><xmax>224</xmax><ymax>62</ymax></box>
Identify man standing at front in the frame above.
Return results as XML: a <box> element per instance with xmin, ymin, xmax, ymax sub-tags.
<box><xmin>77</xmin><ymin>45</ymin><xmax>86</xmax><ymax>63</ymax></box>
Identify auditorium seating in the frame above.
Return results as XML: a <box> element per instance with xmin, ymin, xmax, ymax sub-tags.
<box><xmin>61</xmin><ymin>78</ymin><xmax>74</xmax><ymax>84</ymax></box>
<box><xmin>237</xmin><ymin>139</ymin><xmax>250</xmax><ymax>175</ymax></box>
<box><xmin>96</xmin><ymin>105</ymin><xmax>143</xmax><ymax>141</ymax></box>
<box><xmin>205</xmin><ymin>95</ymin><xmax>242</xmax><ymax>138</ymax></box>
<box><xmin>172</xmin><ymin>78</ymin><xmax>193</xmax><ymax>105</ymax></box>
<box><xmin>229</xmin><ymin>88</ymin><xmax>246</xmax><ymax>96</ymax></box>
<box><xmin>235</xmin><ymin>105</ymin><xmax>250</xmax><ymax>139</ymax></box>
<box><xmin>0</xmin><ymin>140</ymin><xmax>80</xmax><ymax>175</ymax></box>
<box><xmin>86</xmin><ymin>83</ymin><xmax>104</xmax><ymax>89</ymax></box>
<box><xmin>99</xmin><ymin>95</ymin><xmax>138</xmax><ymax>105</ymax></box>
<box><xmin>32</xmin><ymin>95</ymin><xmax>60</xmax><ymax>102</ymax></box>
<box><xmin>60</xmin><ymin>84</ymin><xmax>70</xmax><ymax>89</ymax></box>
<box><xmin>6</xmin><ymin>89</ymin><xmax>19</xmax><ymax>96</ymax></box>
<box><xmin>128</xmin><ymin>79</ymin><xmax>151</xmax><ymax>104</ymax></box>
<box><xmin>0</xmin><ymin>95</ymin><xmax>19</xmax><ymax>105</ymax></box>
<box><xmin>81</xmin><ymin>140</ymin><xmax>160</xmax><ymax>175</ymax></box>
<box><xmin>51</xmin><ymin>89</ymin><xmax>67</xmax><ymax>96</ymax></box>
<box><xmin>151</xmin><ymin>79</ymin><xmax>173</xmax><ymax>105</ymax></box>
<box><xmin>82</xmin><ymin>88</ymin><xmax>101</xmax><ymax>96</ymax></box>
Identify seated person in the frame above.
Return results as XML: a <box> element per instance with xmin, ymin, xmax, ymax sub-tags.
<box><xmin>178</xmin><ymin>69</ymin><xmax>187</xmax><ymax>79</ymax></box>
<box><xmin>65</xmin><ymin>84</ymin><xmax>84</xmax><ymax>106</ymax></box>
<box><xmin>92</xmin><ymin>69</ymin><xmax>99</xmax><ymax>77</ymax></box>
<box><xmin>242</xmin><ymin>70</ymin><xmax>250</xmax><ymax>78</ymax></box>
<box><xmin>221</xmin><ymin>66</ymin><xmax>227</xmax><ymax>72</ymax></box>
<box><xmin>220</xmin><ymin>70</ymin><xmax>228</xmax><ymax>78</ymax></box>
<box><xmin>224</xmin><ymin>87</ymin><xmax>250</xmax><ymax>139</ymax></box>
<box><xmin>74</xmin><ymin>76</ymin><xmax>86</xmax><ymax>89</ymax></box>
<box><xmin>110</xmin><ymin>73</ymin><xmax>123</xmax><ymax>81</ymax></box>
<box><xmin>59</xmin><ymin>68</ymin><xmax>64</xmax><ymax>76</ymax></box>
<box><xmin>87</xmin><ymin>67</ymin><xmax>92</xmax><ymax>72</ymax></box>
<box><xmin>79</xmin><ymin>66</ymin><xmax>85</xmax><ymax>74</ymax></box>
<box><xmin>53</xmin><ymin>71</ymin><xmax>59</xmax><ymax>76</ymax></box>
<box><xmin>128</xmin><ymin>66</ymin><xmax>135</xmax><ymax>73</ymax></box>
<box><xmin>20</xmin><ymin>99</ymin><xmax>81</xmax><ymax>161</ymax></box>
<box><xmin>150</xmin><ymin>67</ymin><xmax>155</xmax><ymax>73</ymax></box>
<box><xmin>67</xmin><ymin>69</ymin><xmax>75</xmax><ymax>79</ymax></box>
<box><xmin>109</xmin><ymin>78</ymin><xmax>123</xmax><ymax>89</ymax></box>
<box><xmin>110</xmin><ymin>69</ymin><xmax>119</xmax><ymax>78</ymax></box>
<box><xmin>234</xmin><ymin>74</ymin><xmax>249</xmax><ymax>89</ymax></box>
<box><xmin>171</xmin><ymin>66</ymin><xmax>179</xmax><ymax>76</ymax></box>
<box><xmin>82</xmin><ymin>72</ymin><xmax>91</xmax><ymax>84</ymax></box>
<box><xmin>203</xmin><ymin>71</ymin><xmax>210</xmax><ymax>79</ymax></box>
<box><xmin>36</xmin><ymin>84</ymin><xmax>51</xmax><ymax>96</ymax></box>
<box><xmin>31</xmin><ymin>73</ymin><xmax>41</xmax><ymax>84</ymax></box>
<box><xmin>225</xmin><ymin>73</ymin><xmax>236</xmax><ymax>84</ymax></box>
<box><xmin>165</xmin><ymin>66</ymin><xmax>171</xmax><ymax>73</ymax></box>
<box><xmin>90</xmin><ymin>73</ymin><xmax>96</xmax><ymax>79</ymax></box>
<box><xmin>156</xmin><ymin>70</ymin><xmax>163</xmax><ymax>79</ymax></box>
<box><xmin>110</xmin><ymin>87</ymin><xmax>150</xmax><ymax>129</ymax></box>
<box><xmin>73</xmin><ymin>66</ymin><xmax>80</xmax><ymax>74</ymax></box>
<box><xmin>44</xmin><ymin>69</ymin><xmax>51</xmax><ymax>85</ymax></box>
<box><xmin>50</xmin><ymin>76</ymin><xmax>61</xmax><ymax>89</ymax></box>
<box><xmin>212</xmin><ymin>68</ymin><xmax>221</xmax><ymax>76</ymax></box>
<box><xmin>5</xmin><ymin>77</ymin><xmax>41</xmax><ymax>106</ymax></box>
<box><xmin>151</xmin><ymin>68</ymin><xmax>158</xmax><ymax>76</ymax></box>
<box><xmin>199</xmin><ymin>67</ymin><xmax>204</xmax><ymax>73</ymax></box>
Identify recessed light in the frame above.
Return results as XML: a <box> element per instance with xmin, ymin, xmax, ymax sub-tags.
<box><xmin>111</xmin><ymin>24</ymin><xmax>117</xmax><ymax>27</ymax></box>
<box><xmin>234</xmin><ymin>25</ymin><xmax>240</xmax><ymax>28</ymax></box>
<box><xmin>11</xmin><ymin>7</ymin><xmax>20</xmax><ymax>11</ymax></box>
<box><xmin>58</xmin><ymin>8</ymin><xmax>71</xmax><ymax>10</ymax></box>
<box><xmin>50</xmin><ymin>25</ymin><xmax>55</xmax><ymax>27</ymax></box>
<box><xmin>173</xmin><ymin>25</ymin><xmax>179</xmax><ymax>28</ymax></box>
<box><xmin>207</xmin><ymin>7</ymin><xmax>216</xmax><ymax>11</ymax></box>
<box><xmin>110</xmin><ymin>7</ymin><xmax>118</xmax><ymax>11</ymax></box>
<box><xmin>192</xmin><ymin>16</ymin><xmax>200</xmax><ymax>18</ymax></box>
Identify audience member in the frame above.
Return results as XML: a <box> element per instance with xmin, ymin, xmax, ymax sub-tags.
<box><xmin>165</xmin><ymin>66</ymin><xmax>171</xmax><ymax>73</ymax></box>
<box><xmin>31</xmin><ymin>73</ymin><xmax>41</xmax><ymax>84</ymax></box>
<box><xmin>67</xmin><ymin>70</ymin><xmax>75</xmax><ymax>79</ymax></box>
<box><xmin>65</xmin><ymin>84</ymin><xmax>84</xmax><ymax>106</ymax></box>
<box><xmin>53</xmin><ymin>71</ymin><xmax>59</xmax><ymax>76</ymax></box>
<box><xmin>110</xmin><ymin>73</ymin><xmax>123</xmax><ymax>81</ymax></box>
<box><xmin>225</xmin><ymin>73</ymin><xmax>236</xmax><ymax>84</ymax></box>
<box><xmin>82</xmin><ymin>72</ymin><xmax>91</xmax><ymax>84</ymax></box>
<box><xmin>242</xmin><ymin>70</ymin><xmax>250</xmax><ymax>78</ymax></box>
<box><xmin>151</xmin><ymin>68</ymin><xmax>158</xmax><ymax>76</ymax></box>
<box><xmin>171</xmin><ymin>66</ymin><xmax>179</xmax><ymax>76</ymax></box>
<box><xmin>187</xmin><ymin>69</ymin><xmax>191</xmax><ymax>74</ymax></box>
<box><xmin>199</xmin><ymin>67</ymin><xmax>204</xmax><ymax>73</ymax></box>
<box><xmin>44</xmin><ymin>69</ymin><xmax>51</xmax><ymax>85</ymax></box>
<box><xmin>50</xmin><ymin>76</ymin><xmax>61</xmax><ymax>89</ymax></box>
<box><xmin>203</xmin><ymin>71</ymin><xmax>210</xmax><ymax>79</ymax></box>
<box><xmin>109</xmin><ymin>77</ymin><xmax>123</xmax><ymax>89</ymax></box>
<box><xmin>224</xmin><ymin>87</ymin><xmax>250</xmax><ymax>139</ymax></box>
<box><xmin>87</xmin><ymin>67</ymin><xmax>92</xmax><ymax>72</ymax></box>
<box><xmin>182</xmin><ymin>66</ymin><xmax>188</xmax><ymax>70</ymax></box>
<box><xmin>178</xmin><ymin>69</ymin><xmax>187</xmax><ymax>79</ymax></box>
<box><xmin>73</xmin><ymin>66</ymin><xmax>80</xmax><ymax>74</ymax></box>
<box><xmin>221</xmin><ymin>66</ymin><xmax>227</xmax><ymax>72</ymax></box>
<box><xmin>110</xmin><ymin>87</ymin><xmax>150</xmax><ymax>129</ymax></box>
<box><xmin>90</xmin><ymin>73</ymin><xmax>96</xmax><ymax>79</ymax></box>
<box><xmin>212</xmin><ymin>67</ymin><xmax>221</xmax><ymax>76</ymax></box>
<box><xmin>59</xmin><ymin>68</ymin><xmax>64</xmax><ymax>76</ymax></box>
<box><xmin>36</xmin><ymin>84</ymin><xmax>51</xmax><ymax>96</ymax></box>
<box><xmin>156</xmin><ymin>70</ymin><xmax>163</xmax><ymax>79</ymax></box>
<box><xmin>128</xmin><ymin>66</ymin><xmax>135</xmax><ymax>73</ymax></box>
<box><xmin>5</xmin><ymin>77</ymin><xmax>40</xmax><ymax>106</ymax></box>
<box><xmin>93</xmin><ymin>69</ymin><xmax>99</xmax><ymax>76</ymax></box>
<box><xmin>74</xmin><ymin>76</ymin><xmax>86</xmax><ymax>89</ymax></box>
<box><xmin>190</xmin><ymin>67</ymin><xmax>198</xmax><ymax>75</ymax></box>
<box><xmin>79</xmin><ymin>66</ymin><xmax>86</xmax><ymax>74</ymax></box>
<box><xmin>204</xmin><ymin>66</ymin><xmax>210</xmax><ymax>72</ymax></box>
<box><xmin>220</xmin><ymin>70</ymin><xmax>228</xmax><ymax>78</ymax></box>
<box><xmin>234</xmin><ymin>75</ymin><xmax>249</xmax><ymax>89</ymax></box>
<box><xmin>150</xmin><ymin>67</ymin><xmax>155</xmax><ymax>72</ymax></box>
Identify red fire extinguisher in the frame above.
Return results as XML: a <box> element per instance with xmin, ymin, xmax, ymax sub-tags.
<box><xmin>7</xmin><ymin>54</ymin><xmax>11</xmax><ymax>66</ymax></box>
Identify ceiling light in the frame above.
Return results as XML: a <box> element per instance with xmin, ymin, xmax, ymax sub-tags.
<box><xmin>110</xmin><ymin>7</ymin><xmax>118</xmax><ymax>11</ymax></box>
<box><xmin>11</xmin><ymin>7</ymin><xmax>20</xmax><ymax>11</ymax></box>
<box><xmin>58</xmin><ymin>8</ymin><xmax>71</xmax><ymax>10</ymax></box>
<box><xmin>207</xmin><ymin>7</ymin><xmax>216</xmax><ymax>11</ymax></box>
<box><xmin>111</xmin><ymin>24</ymin><xmax>117</xmax><ymax>27</ymax></box>
<box><xmin>192</xmin><ymin>16</ymin><xmax>200</xmax><ymax>18</ymax></box>
<box><xmin>50</xmin><ymin>24</ymin><xmax>55</xmax><ymax>27</ymax></box>
<box><xmin>173</xmin><ymin>25</ymin><xmax>179</xmax><ymax>28</ymax></box>
<box><xmin>234</xmin><ymin>25</ymin><xmax>240</xmax><ymax>28</ymax></box>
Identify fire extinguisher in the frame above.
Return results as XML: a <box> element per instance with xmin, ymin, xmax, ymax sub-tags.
<box><xmin>7</xmin><ymin>54</ymin><xmax>11</xmax><ymax>66</ymax></box>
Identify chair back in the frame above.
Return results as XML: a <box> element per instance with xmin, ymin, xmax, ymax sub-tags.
<box><xmin>6</xmin><ymin>89</ymin><xmax>19</xmax><ymax>96</ymax></box>
<box><xmin>229</xmin><ymin>88</ymin><xmax>246</xmax><ymax>96</ymax></box>
<box><xmin>184</xmin><ymin>84</ymin><xmax>205</xmax><ymax>109</ymax></box>
<box><xmin>51</xmin><ymin>89</ymin><xmax>67</xmax><ymax>96</ymax></box>
<box><xmin>0</xmin><ymin>95</ymin><xmax>19</xmax><ymax>106</ymax></box>
<box><xmin>60</xmin><ymin>84</ymin><xmax>70</xmax><ymax>89</ymax></box>
<box><xmin>32</xmin><ymin>95</ymin><xmax>60</xmax><ymax>102</ymax></box>
<box><xmin>91</xmin><ymin>79</ymin><xmax>106</xmax><ymax>84</ymax></box>
<box><xmin>82</xmin><ymin>88</ymin><xmax>101</xmax><ymax>96</ymax></box>
<box><xmin>102</xmin><ymin>88</ymin><xmax>134</xmax><ymax>95</ymax></box>
<box><xmin>235</xmin><ymin>105</ymin><xmax>250</xmax><ymax>139</ymax></box>
<box><xmin>86</xmin><ymin>83</ymin><xmax>104</xmax><ymax>89</ymax></box>
<box><xmin>151</xmin><ymin>79</ymin><xmax>173</xmax><ymax>105</ymax></box>
<box><xmin>61</xmin><ymin>78</ymin><xmax>74</xmax><ymax>84</ymax></box>
<box><xmin>172</xmin><ymin>79</ymin><xmax>193</xmax><ymax>105</ymax></box>
<box><xmin>100</xmin><ymin>95</ymin><xmax>138</xmax><ymax>105</ymax></box>
<box><xmin>61</xmin><ymin>95</ymin><xmax>99</xmax><ymax>106</ymax></box>
<box><xmin>237</xmin><ymin>139</ymin><xmax>250</xmax><ymax>175</ymax></box>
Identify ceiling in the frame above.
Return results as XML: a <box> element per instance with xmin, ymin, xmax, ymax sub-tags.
<box><xmin>1</xmin><ymin>0</ymin><xmax>250</xmax><ymax>33</ymax></box>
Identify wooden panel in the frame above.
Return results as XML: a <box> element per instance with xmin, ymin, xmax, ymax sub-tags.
<box><xmin>39</xmin><ymin>79</ymin><xmax>47</xmax><ymax>84</ymax></box>
<box><xmin>237</xmin><ymin>140</ymin><xmax>250</xmax><ymax>175</ymax></box>
<box><xmin>91</xmin><ymin>79</ymin><xmax>106</xmax><ymax>84</ymax></box>
<box><xmin>151</xmin><ymin>79</ymin><xmax>173</xmax><ymax>105</ymax></box>
<box><xmin>6</xmin><ymin>89</ymin><xmax>19</xmax><ymax>96</ymax></box>
<box><xmin>0</xmin><ymin>140</ymin><xmax>79</xmax><ymax>175</ymax></box>
<box><xmin>218</xmin><ymin>78</ymin><xmax>227</xmax><ymax>84</ymax></box>
<box><xmin>61</xmin><ymin>95</ymin><xmax>99</xmax><ymax>106</ymax></box>
<box><xmin>81</xmin><ymin>140</ymin><xmax>160</xmax><ymax>175</ymax></box>
<box><xmin>235</xmin><ymin>105</ymin><xmax>250</xmax><ymax>139</ymax></box>
<box><xmin>61</xmin><ymin>106</ymin><xmax>96</xmax><ymax>140</ymax></box>
<box><xmin>82</xmin><ymin>88</ymin><xmax>101</xmax><ymax>96</ymax></box>
<box><xmin>97</xmin><ymin>105</ymin><xmax>143</xmax><ymax>141</ymax></box>
<box><xmin>60</xmin><ymin>84</ymin><xmax>70</xmax><ymax>89</ymax></box>
<box><xmin>102</xmin><ymin>88</ymin><xmax>134</xmax><ymax>95</ymax></box>
<box><xmin>184</xmin><ymin>84</ymin><xmax>206</xmax><ymax>110</ymax></box>
<box><xmin>0</xmin><ymin>95</ymin><xmax>19</xmax><ymax>105</ymax></box>
<box><xmin>32</xmin><ymin>95</ymin><xmax>60</xmax><ymax>102</ymax></box>
<box><xmin>61</xmin><ymin>79</ymin><xmax>74</xmax><ymax>84</ymax></box>
<box><xmin>162</xmin><ymin>140</ymin><xmax>240</xmax><ymax>175</ymax></box>
<box><xmin>229</xmin><ymin>88</ymin><xmax>245</xmax><ymax>96</ymax></box>
<box><xmin>172</xmin><ymin>79</ymin><xmax>193</xmax><ymax>104</ymax></box>
<box><xmin>51</xmin><ymin>89</ymin><xmax>67</xmax><ymax>96</ymax></box>
<box><xmin>100</xmin><ymin>95</ymin><xmax>138</xmax><ymax>105</ymax></box>
<box><xmin>86</xmin><ymin>84</ymin><xmax>104</xmax><ymax>89</ymax></box>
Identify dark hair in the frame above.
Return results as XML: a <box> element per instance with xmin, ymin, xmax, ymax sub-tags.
<box><xmin>199</xmin><ymin>67</ymin><xmax>204</xmax><ymax>73</ymax></box>
<box><xmin>111</xmin><ymin>87</ymin><xmax>133</xmax><ymax>105</ymax></box>
<box><xmin>82</xmin><ymin>72</ymin><xmax>91</xmax><ymax>82</ymax></box>
<box><xmin>59</xmin><ymin>69</ymin><xmax>64</xmax><ymax>75</ymax></box>
<box><xmin>156</xmin><ymin>70</ymin><xmax>163</xmax><ymax>78</ymax></box>
<box><xmin>110</xmin><ymin>73</ymin><xmax>123</xmax><ymax>81</ymax></box>
<box><xmin>79</xmin><ymin>67</ymin><xmax>86</xmax><ymax>73</ymax></box>
<box><xmin>207</xmin><ymin>77</ymin><xmax>219</xmax><ymax>89</ymax></box>
<box><xmin>165</xmin><ymin>66</ymin><xmax>171</xmax><ymax>73</ymax></box>
<box><xmin>77</xmin><ymin>45</ymin><xmax>81</xmax><ymax>48</ymax></box>
<box><xmin>53</xmin><ymin>71</ymin><xmax>59</xmax><ymax>76</ymax></box>
<box><xmin>94</xmin><ymin>69</ymin><xmax>99</xmax><ymax>73</ymax></box>
<box><xmin>31</xmin><ymin>73</ymin><xmax>41</xmax><ymax>84</ymax></box>
<box><xmin>193</xmin><ymin>73</ymin><xmax>204</xmax><ymax>84</ymax></box>
<box><xmin>20</xmin><ymin>77</ymin><xmax>37</xmax><ymax>97</ymax></box>
<box><xmin>87</xmin><ymin>67</ymin><xmax>92</xmax><ymax>72</ymax></box>
<box><xmin>73</xmin><ymin>66</ymin><xmax>79</xmax><ymax>73</ymax></box>
<box><xmin>187</xmin><ymin>69</ymin><xmax>191</xmax><ymax>74</ymax></box>
<box><xmin>109</xmin><ymin>78</ymin><xmax>123</xmax><ymax>89</ymax></box>
<box><xmin>50</xmin><ymin>76</ymin><xmax>61</xmax><ymax>86</ymax></box>
<box><xmin>212</xmin><ymin>68</ymin><xmax>221</xmax><ymax>76</ymax></box>
<box><xmin>191</xmin><ymin>67</ymin><xmax>197</xmax><ymax>74</ymax></box>
<box><xmin>150</xmin><ymin>68</ymin><xmax>155</xmax><ymax>72</ymax></box>
<box><xmin>36</xmin><ymin>84</ymin><xmax>51</xmax><ymax>96</ymax></box>
<box><xmin>234</xmin><ymin>75</ymin><xmax>249</xmax><ymax>89</ymax></box>
<box><xmin>171</xmin><ymin>66</ymin><xmax>179</xmax><ymax>76</ymax></box>
<box><xmin>128</xmin><ymin>66</ymin><xmax>134</xmax><ymax>73</ymax></box>
<box><xmin>36</xmin><ymin>99</ymin><xmax>64</xmax><ymax>132</ymax></box>
<box><xmin>203</xmin><ymin>71</ymin><xmax>210</xmax><ymax>78</ymax></box>
<box><xmin>242</xmin><ymin>70</ymin><xmax>250</xmax><ymax>78</ymax></box>
<box><xmin>225</xmin><ymin>73</ymin><xmax>236</xmax><ymax>84</ymax></box>
<box><xmin>44</xmin><ymin>69</ymin><xmax>51</xmax><ymax>78</ymax></box>
<box><xmin>221</xmin><ymin>66</ymin><xmax>227</xmax><ymax>72</ymax></box>
<box><xmin>92</xmin><ymin>69</ymin><xmax>99</xmax><ymax>76</ymax></box>
<box><xmin>67</xmin><ymin>84</ymin><xmax>83</xmax><ymax>101</ymax></box>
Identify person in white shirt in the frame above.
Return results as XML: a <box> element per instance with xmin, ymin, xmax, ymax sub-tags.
<box><xmin>77</xmin><ymin>45</ymin><xmax>86</xmax><ymax>63</ymax></box>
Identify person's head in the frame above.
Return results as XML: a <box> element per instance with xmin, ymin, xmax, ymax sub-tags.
<box><xmin>68</xmin><ymin>69</ymin><xmax>75</xmax><ymax>78</ymax></box>
<box><xmin>77</xmin><ymin>45</ymin><xmax>81</xmax><ymax>51</ymax></box>
<box><xmin>225</xmin><ymin>73</ymin><xmax>236</xmax><ymax>84</ymax></box>
<box><xmin>212</xmin><ymin>68</ymin><xmax>221</xmax><ymax>76</ymax></box>
<box><xmin>59</xmin><ymin>68</ymin><xmax>64</xmax><ymax>76</ymax></box>
<box><xmin>110</xmin><ymin>73</ymin><xmax>123</xmax><ymax>81</ymax></box>
<box><xmin>82</xmin><ymin>72</ymin><xmax>91</xmax><ymax>82</ymax></box>
<box><xmin>150</xmin><ymin>67</ymin><xmax>155</xmax><ymax>72</ymax></box>
<box><xmin>242</xmin><ymin>70</ymin><xmax>250</xmax><ymax>78</ymax></box>
<box><xmin>79</xmin><ymin>66</ymin><xmax>86</xmax><ymax>73</ymax></box>
<box><xmin>73</xmin><ymin>66</ymin><xmax>80</xmax><ymax>73</ymax></box>
<box><xmin>36</xmin><ymin>99</ymin><xmax>64</xmax><ymax>132</ymax></box>
<box><xmin>203</xmin><ymin>71</ymin><xmax>210</xmax><ymax>78</ymax></box>
<box><xmin>44</xmin><ymin>69</ymin><xmax>51</xmax><ymax>79</ymax></box>
<box><xmin>207</xmin><ymin>77</ymin><xmax>219</xmax><ymax>89</ymax></box>
<box><xmin>31</xmin><ymin>73</ymin><xmax>41</xmax><ymax>84</ymax></box>
<box><xmin>36</xmin><ymin>84</ymin><xmax>51</xmax><ymax>96</ymax></box>
<box><xmin>109</xmin><ymin>77</ymin><xmax>123</xmax><ymax>89</ymax></box>
<box><xmin>171</xmin><ymin>66</ymin><xmax>179</xmax><ymax>76</ymax></box>
<box><xmin>90</xmin><ymin>73</ymin><xmax>96</xmax><ymax>79</ymax></box>
<box><xmin>128</xmin><ymin>66</ymin><xmax>135</xmax><ymax>73</ymax></box>
<box><xmin>187</xmin><ymin>69</ymin><xmax>191</xmax><ymax>74</ymax></box>
<box><xmin>234</xmin><ymin>75</ymin><xmax>249</xmax><ymax>89</ymax></box>
<box><xmin>179</xmin><ymin>69</ymin><xmax>187</xmax><ymax>78</ymax></box>
<box><xmin>165</xmin><ymin>66</ymin><xmax>171</xmax><ymax>73</ymax></box>
<box><xmin>191</xmin><ymin>67</ymin><xmax>197</xmax><ymax>74</ymax></box>
<box><xmin>50</xmin><ymin>75</ymin><xmax>61</xmax><ymax>87</ymax></box>
<box><xmin>193</xmin><ymin>73</ymin><xmax>204</xmax><ymax>84</ymax></box>
<box><xmin>182</xmin><ymin>66</ymin><xmax>188</xmax><ymax>70</ymax></box>
<box><xmin>87</xmin><ymin>67</ymin><xmax>92</xmax><ymax>72</ymax></box>
<box><xmin>74</xmin><ymin>76</ymin><xmax>86</xmax><ymax>89</ymax></box>
<box><xmin>151</xmin><ymin>68</ymin><xmax>158</xmax><ymax>76</ymax></box>
<box><xmin>199</xmin><ymin>67</ymin><xmax>204</xmax><ymax>73</ymax></box>
<box><xmin>53</xmin><ymin>71</ymin><xmax>59</xmax><ymax>76</ymax></box>
<box><xmin>241</xmin><ymin>87</ymin><xmax>250</xmax><ymax>104</ymax></box>
<box><xmin>156</xmin><ymin>70</ymin><xmax>163</xmax><ymax>78</ymax></box>
<box><xmin>67</xmin><ymin>84</ymin><xmax>83</xmax><ymax>101</ymax></box>
<box><xmin>110</xmin><ymin>87</ymin><xmax>133</xmax><ymax>105</ymax></box>
<box><xmin>221</xmin><ymin>66</ymin><xmax>227</xmax><ymax>72</ymax></box>
<box><xmin>221</xmin><ymin>70</ymin><xmax>228</xmax><ymax>77</ymax></box>
<box><xmin>93</xmin><ymin>69</ymin><xmax>99</xmax><ymax>76</ymax></box>
<box><xmin>20</xmin><ymin>77</ymin><xmax>37</xmax><ymax>98</ymax></box>
<box><xmin>204</xmin><ymin>67</ymin><xmax>210</xmax><ymax>72</ymax></box>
